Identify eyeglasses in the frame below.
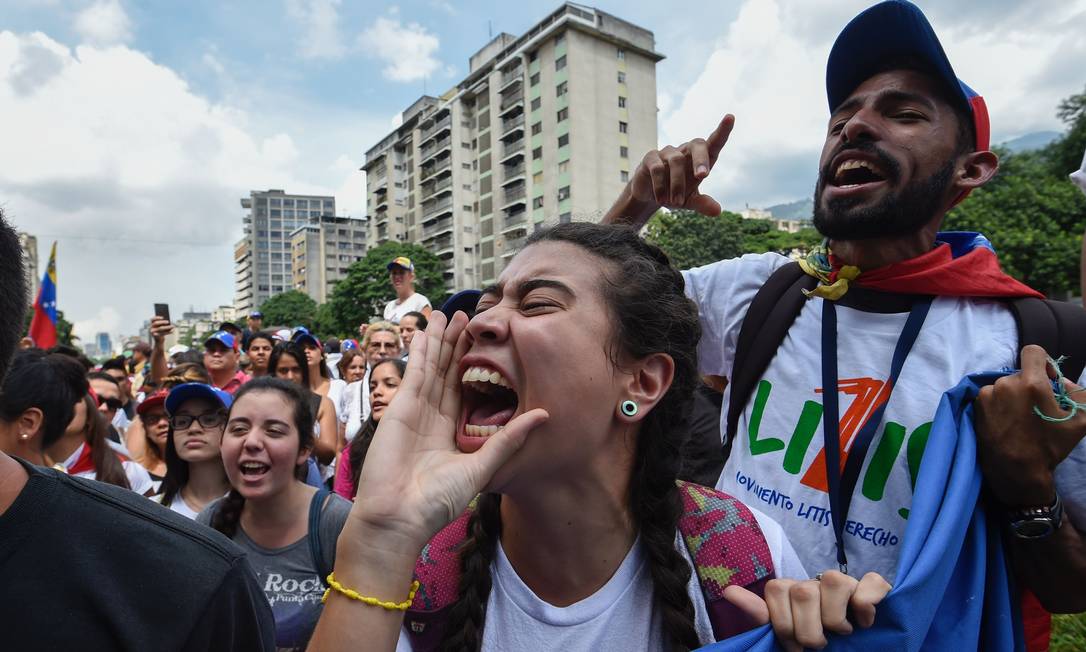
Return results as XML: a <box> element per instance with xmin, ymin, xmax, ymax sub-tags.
<box><xmin>171</xmin><ymin>412</ymin><xmax>226</xmax><ymax>430</ymax></box>
<box><xmin>99</xmin><ymin>397</ymin><xmax>124</xmax><ymax>411</ymax></box>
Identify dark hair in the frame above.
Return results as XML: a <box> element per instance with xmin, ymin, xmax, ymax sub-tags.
<box><xmin>47</xmin><ymin>344</ymin><xmax>94</xmax><ymax>371</ymax></box>
<box><xmin>160</xmin><ymin>362</ymin><xmax>211</xmax><ymax>389</ymax></box>
<box><xmin>245</xmin><ymin>331</ymin><xmax>275</xmax><ymax>352</ymax></box>
<box><xmin>268</xmin><ymin>343</ymin><xmax>311</xmax><ymax>388</ymax></box>
<box><xmin>160</xmin><ymin>394</ymin><xmax>227</xmax><ymax>508</ymax></box>
<box><xmin>439</xmin><ymin>223</ymin><xmax>702</xmax><ymax>651</ymax></box>
<box><xmin>87</xmin><ymin>371</ymin><xmax>121</xmax><ymax>389</ymax></box>
<box><xmin>325</xmin><ymin>337</ymin><xmax>341</xmax><ymax>354</ymax></box>
<box><xmin>100</xmin><ymin>356</ymin><xmax>129</xmax><ymax>374</ymax></box>
<box><xmin>0</xmin><ymin>211</ymin><xmax>25</xmax><ymax>381</ymax></box>
<box><xmin>0</xmin><ymin>351</ymin><xmax>90</xmax><ymax>451</ymax></box>
<box><xmin>169</xmin><ymin>350</ymin><xmax>204</xmax><ymax>367</ymax></box>
<box><xmin>210</xmin><ymin>377</ymin><xmax>315</xmax><ymax>538</ymax></box>
<box><xmin>77</xmin><ymin>394</ymin><xmax>131</xmax><ymax>490</ymax></box>
<box><xmin>346</xmin><ymin>357</ymin><xmax>407</xmax><ymax>499</ymax></box>
<box><xmin>336</xmin><ymin>348</ymin><xmax>367</xmax><ymax>380</ymax></box>
<box><xmin>402</xmin><ymin>311</ymin><xmax>429</xmax><ymax>331</ymax></box>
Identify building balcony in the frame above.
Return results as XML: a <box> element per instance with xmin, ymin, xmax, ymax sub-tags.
<box><xmin>500</xmin><ymin>114</ymin><xmax>525</xmax><ymax>139</ymax></box>
<box><xmin>501</xmin><ymin>162</ymin><xmax>526</xmax><ymax>185</ymax></box>
<box><xmin>375</xmin><ymin>198</ymin><xmax>389</xmax><ymax>211</ymax></box>
<box><xmin>500</xmin><ymin>66</ymin><xmax>524</xmax><ymax>91</ymax></box>
<box><xmin>419</xmin><ymin>115</ymin><xmax>452</xmax><ymax>144</ymax></box>
<box><xmin>419</xmin><ymin>156</ymin><xmax>452</xmax><ymax>182</ymax></box>
<box><xmin>499</xmin><ymin>93</ymin><xmax>524</xmax><ymax>116</ymax></box>
<box><xmin>420</xmin><ymin>136</ymin><xmax>452</xmax><ymax>163</ymax></box>
<box><xmin>502</xmin><ymin>184</ymin><xmax>527</xmax><ymax>207</ymax></box>
<box><xmin>370</xmin><ymin>165</ymin><xmax>387</xmax><ymax>179</ymax></box>
<box><xmin>374</xmin><ymin>182</ymin><xmax>388</xmax><ymax>195</ymax></box>
<box><xmin>420</xmin><ymin>175</ymin><xmax>454</xmax><ymax>201</ymax></box>
<box><xmin>501</xmin><ymin>235</ymin><xmax>527</xmax><ymax>258</ymax></box>
<box><xmin>499</xmin><ymin>138</ymin><xmax>525</xmax><ymax>162</ymax></box>
<box><xmin>422</xmin><ymin>216</ymin><xmax>455</xmax><ymax>239</ymax></box>
<box><xmin>421</xmin><ymin>196</ymin><xmax>454</xmax><ymax>222</ymax></box>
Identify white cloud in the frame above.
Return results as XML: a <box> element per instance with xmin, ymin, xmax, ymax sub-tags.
<box><xmin>73</xmin><ymin>0</ymin><xmax>132</xmax><ymax>46</ymax></box>
<box><xmin>659</xmin><ymin>0</ymin><xmax>1086</xmax><ymax>209</ymax></box>
<box><xmin>358</xmin><ymin>16</ymin><xmax>444</xmax><ymax>82</ymax></box>
<box><xmin>285</xmin><ymin>0</ymin><xmax>347</xmax><ymax>60</ymax></box>
<box><xmin>202</xmin><ymin>52</ymin><xmax>225</xmax><ymax>76</ymax></box>
<box><xmin>73</xmin><ymin>305</ymin><xmax>121</xmax><ymax>344</ymax></box>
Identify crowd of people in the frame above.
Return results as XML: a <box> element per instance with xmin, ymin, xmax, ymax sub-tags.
<box><xmin>2</xmin><ymin>2</ymin><xmax>1086</xmax><ymax>651</ymax></box>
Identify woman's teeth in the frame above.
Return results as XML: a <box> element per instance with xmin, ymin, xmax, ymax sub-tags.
<box><xmin>464</xmin><ymin>424</ymin><xmax>503</xmax><ymax>438</ymax></box>
<box><xmin>461</xmin><ymin>366</ymin><xmax>513</xmax><ymax>389</ymax></box>
<box><xmin>239</xmin><ymin>462</ymin><xmax>269</xmax><ymax>475</ymax></box>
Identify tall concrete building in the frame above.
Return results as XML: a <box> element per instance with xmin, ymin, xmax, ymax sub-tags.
<box><xmin>234</xmin><ymin>189</ymin><xmax>336</xmax><ymax>315</ymax></box>
<box><xmin>290</xmin><ymin>215</ymin><xmax>369</xmax><ymax>304</ymax></box>
<box><xmin>18</xmin><ymin>232</ymin><xmax>39</xmax><ymax>302</ymax></box>
<box><xmin>362</xmin><ymin>3</ymin><xmax>661</xmax><ymax>288</ymax></box>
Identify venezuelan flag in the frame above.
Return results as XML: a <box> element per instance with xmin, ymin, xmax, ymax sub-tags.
<box><xmin>28</xmin><ymin>242</ymin><xmax>57</xmax><ymax>349</ymax></box>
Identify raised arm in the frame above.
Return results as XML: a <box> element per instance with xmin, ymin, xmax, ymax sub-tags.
<box><xmin>602</xmin><ymin>114</ymin><xmax>735</xmax><ymax>228</ymax></box>
<box><xmin>307</xmin><ymin>312</ymin><xmax>548</xmax><ymax>652</ymax></box>
<box><xmin>148</xmin><ymin>316</ymin><xmax>174</xmax><ymax>387</ymax></box>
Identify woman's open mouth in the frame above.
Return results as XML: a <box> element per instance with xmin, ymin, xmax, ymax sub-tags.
<box><xmin>238</xmin><ymin>461</ymin><xmax>270</xmax><ymax>478</ymax></box>
<box><xmin>459</xmin><ymin>365</ymin><xmax>519</xmax><ymax>451</ymax></box>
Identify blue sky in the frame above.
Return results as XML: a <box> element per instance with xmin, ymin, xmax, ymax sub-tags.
<box><xmin>3</xmin><ymin>0</ymin><xmax>1084</xmax><ymax>342</ymax></box>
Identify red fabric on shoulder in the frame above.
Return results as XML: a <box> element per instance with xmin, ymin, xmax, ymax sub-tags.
<box><xmin>1021</xmin><ymin>588</ymin><xmax>1051</xmax><ymax>652</ymax></box>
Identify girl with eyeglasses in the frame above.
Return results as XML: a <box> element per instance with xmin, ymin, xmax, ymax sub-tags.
<box><xmin>155</xmin><ymin>383</ymin><xmax>233</xmax><ymax>519</ymax></box>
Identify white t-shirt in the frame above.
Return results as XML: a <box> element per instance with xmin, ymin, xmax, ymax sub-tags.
<box><xmin>342</xmin><ymin>374</ymin><xmax>371</xmax><ymax>443</ymax></box>
<box><xmin>325</xmin><ymin>378</ymin><xmax>348</xmax><ymax>424</ymax></box>
<box><xmin>394</xmin><ymin>507</ymin><xmax>805</xmax><ymax>651</ymax></box>
<box><xmin>682</xmin><ymin>252</ymin><xmax>1086</xmax><ymax>584</ymax></box>
<box><xmin>153</xmin><ymin>493</ymin><xmax>200</xmax><ymax>519</ymax></box>
<box><xmin>384</xmin><ymin>293</ymin><xmax>431</xmax><ymax>324</ymax></box>
<box><xmin>61</xmin><ymin>443</ymin><xmax>155</xmax><ymax>495</ymax></box>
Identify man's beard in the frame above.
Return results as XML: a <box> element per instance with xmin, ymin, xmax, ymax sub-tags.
<box><xmin>813</xmin><ymin>144</ymin><xmax>955</xmax><ymax>240</ymax></box>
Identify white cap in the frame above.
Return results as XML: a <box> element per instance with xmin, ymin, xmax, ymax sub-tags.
<box><xmin>167</xmin><ymin>344</ymin><xmax>190</xmax><ymax>356</ymax></box>
<box><xmin>274</xmin><ymin>328</ymin><xmax>292</xmax><ymax>342</ymax></box>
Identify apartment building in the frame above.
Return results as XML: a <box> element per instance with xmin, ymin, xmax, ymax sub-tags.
<box><xmin>18</xmin><ymin>232</ymin><xmax>39</xmax><ymax>301</ymax></box>
<box><xmin>362</xmin><ymin>3</ymin><xmax>661</xmax><ymax>288</ymax></box>
<box><xmin>234</xmin><ymin>189</ymin><xmax>336</xmax><ymax>315</ymax></box>
<box><xmin>290</xmin><ymin>215</ymin><xmax>369</xmax><ymax>304</ymax></box>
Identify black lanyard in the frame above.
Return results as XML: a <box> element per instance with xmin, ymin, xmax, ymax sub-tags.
<box><xmin>820</xmin><ymin>296</ymin><xmax>932</xmax><ymax>574</ymax></box>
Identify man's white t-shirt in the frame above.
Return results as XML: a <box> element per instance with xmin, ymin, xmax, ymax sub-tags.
<box><xmin>325</xmin><ymin>378</ymin><xmax>348</xmax><ymax>424</ymax></box>
<box><xmin>682</xmin><ymin>252</ymin><xmax>1086</xmax><ymax>583</ymax></box>
<box><xmin>394</xmin><ymin>507</ymin><xmax>805</xmax><ymax>651</ymax></box>
<box><xmin>384</xmin><ymin>293</ymin><xmax>431</xmax><ymax>324</ymax></box>
<box><xmin>342</xmin><ymin>374</ymin><xmax>371</xmax><ymax>443</ymax></box>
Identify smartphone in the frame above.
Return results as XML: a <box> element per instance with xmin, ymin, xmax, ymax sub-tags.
<box><xmin>154</xmin><ymin>303</ymin><xmax>171</xmax><ymax>323</ymax></box>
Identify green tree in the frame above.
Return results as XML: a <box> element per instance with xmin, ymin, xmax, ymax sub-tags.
<box><xmin>1042</xmin><ymin>85</ymin><xmax>1086</xmax><ymax>179</ymax></box>
<box><xmin>326</xmin><ymin>242</ymin><xmax>445</xmax><ymax>334</ymax></box>
<box><xmin>740</xmin><ymin>220</ymin><xmax>822</xmax><ymax>255</ymax></box>
<box><xmin>945</xmin><ymin>148</ymin><xmax>1085</xmax><ymax>297</ymax></box>
<box><xmin>259</xmin><ymin>290</ymin><xmax>319</xmax><ymax>330</ymax></box>
<box><xmin>24</xmin><ymin>308</ymin><xmax>77</xmax><ymax>347</ymax></box>
<box><xmin>644</xmin><ymin>209</ymin><xmax>745</xmax><ymax>270</ymax></box>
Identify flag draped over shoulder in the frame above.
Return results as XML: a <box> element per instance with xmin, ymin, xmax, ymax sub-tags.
<box><xmin>28</xmin><ymin>242</ymin><xmax>58</xmax><ymax>349</ymax></box>
<box><xmin>699</xmin><ymin>372</ymin><xmax>1024</xmax><ymax>652</ymax></box>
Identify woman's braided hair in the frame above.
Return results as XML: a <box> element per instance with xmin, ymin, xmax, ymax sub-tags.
<box><xmin>210</xmin><ymin>377</ymin><xmax>315</xmax><ymax>538</ymax></box>
<box><xmin>438</xmin><ymin>222</ymin><xmax>703</xmax><ymax>651</ymax></box>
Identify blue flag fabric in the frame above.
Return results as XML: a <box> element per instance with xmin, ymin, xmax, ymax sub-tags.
<box><xmin>698</xmin><ymin>372</ymin><xmax>1023</xmax><ymax>651</ymax></box>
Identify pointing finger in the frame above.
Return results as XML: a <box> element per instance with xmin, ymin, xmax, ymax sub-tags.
<box><xmin>707</xmin><ymin>113</ymin><xmax>735</xmax><ymax>163</ymax></box>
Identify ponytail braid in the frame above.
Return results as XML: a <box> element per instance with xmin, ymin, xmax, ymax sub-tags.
<box><xmin>210</xmin><ymin>488</ymin><xmax>246</xmax><ymax>538</ymax></box>
<box><xmin>439</xmin><ymin>493</ymin><xmax>502</xmax><ymax>652</ymax></box>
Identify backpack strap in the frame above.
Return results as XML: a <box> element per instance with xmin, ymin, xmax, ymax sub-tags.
<box><xmin>403</xmin><ymin>502</ymin><xmax>477</xmax><ymax>652</ymax></box>
<box><xmin>1009</xmin><ymin>297</ymin><xmax>1086</xmax><ymax>382</ymax></box>
<box><xmin>726</xmin><ymin>263</ymin><xmax>817</xmax><ymax>459</ymax></box>
<box><xmin>308</xmin><ymin>487</ymin><xmax>331</xmax><ymax>588</ymax></box>
<box><xmin>675</xmin><ymin>480</ymin><xmax>776</xmax><ymax>641</ymax></box>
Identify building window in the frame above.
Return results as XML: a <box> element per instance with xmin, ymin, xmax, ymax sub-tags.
<box><xmin>463</xmin><ymin>205</ymin><xmax>472</xmax><ymax>212</ymax></box>
<box><xmin>530</xmin><ymin>97</ymin><xmax>542</xmax><ymax>111</ymax></box>
<box><xmin>557</xmin><ymin>186</ymin><xmax>570</xmax><ymax>201</ymax></box>
<box><xmin>617</xmin><ymin>71</ymin><xmax>626</xmax><ymax>84</ymax></box>
<box><xmin>620</xmin><ymin>146</ymin><xmax>628</xmax><ymax>158</ymax></box>
<box><xmin>530</xmin><ymin>72</ymin><xmax>540</xmax><ymax>86</ymax></box>
<box><xmin>533</xmin><ymin>196</ymin><xmax>544</xmax><ymax>209</ymax></box>
<box><xmin>557</xmin><ymin>134</ymin><xmax>569</xmax><ymax>148</ymax></box>
<box><xmin>533</xmin><ymin>172</ymin><xmax>543</xmax><ymax>184</ymax></box>
<box><xmin>620</xmin><ymin>170</ymin><xmax>629</xmax><ymax>182</ymax></box>
<box><xmin>617</xmin><ymin>48</ymin><xmax>625</xmax><ymax>60</ymax></box>
<box><xmin>557</xmin><ymin>160</ymin><xmax>569</xmax><ymax>174</ymax></box>
<box><xmin>618</xmin><ymin>96</ymin><xmax>626</xmax><ymax>108</ymax></box>
<box><xmin>619</xmin><ymin>121</ymin><xmax>628</xmax><ymax>134</ymax></box>
<box><xmin>556</xmin><ymin>81</ymin><xmax>568</xmax><ymax>97</ymax></box>
<box><xmin>555</xmin><ymin>55</ymin><xmax>566</xmax><ymax>71</ymax></box>
<box><xmin>532</xmin><ymin>147</ymin><xmax>543</xmax><ymax>160</ymax></box>
<box><xmin>528</xmin><ymin>50</ymin><xmax>537</xmax><ymax>62</ymax></box>
<box><xmin>462</xmin><ymin>163</ymin><xmax>472</xmax><ymax>169</ymax></box>
<box><xmin>556</xmin><ymin>108</ymin><xmax>568</xmax><ymax>122</ymax></box>
<box><xmin>531</xmin><ymin>122</ymin><xmax>542</xmax><ymax>135</ymax></box>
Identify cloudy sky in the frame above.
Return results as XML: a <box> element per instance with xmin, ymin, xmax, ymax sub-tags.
<box><xmin>3</xmin><ymin>0</ymin><xmax>1084</xmax><ymax>343</ymax></box>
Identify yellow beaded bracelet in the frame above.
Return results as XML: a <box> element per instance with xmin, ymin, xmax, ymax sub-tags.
<box><xmin>320</xmin><ymin>573</ymin><xmax>420</xmax><ymax>611</ymax></box>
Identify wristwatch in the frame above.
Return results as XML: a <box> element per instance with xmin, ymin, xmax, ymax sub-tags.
<box><xmin>1008</xmin><ymin>493</ymin><xmax>1064</xmax><ymax>540</ymax></box>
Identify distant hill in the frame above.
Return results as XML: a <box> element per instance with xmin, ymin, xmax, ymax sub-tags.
<box><xmin>1000</xmin><ymin>131</ymin><xmax>1061</xmax><ymax>153</ymax></box>
<box><xmin>764</xmin><ymin>197</ymin><xmax>813</xmax><ymax>220</ymax></box>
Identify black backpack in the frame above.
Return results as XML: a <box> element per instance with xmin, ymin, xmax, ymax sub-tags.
<box><xmin>722</xmin><ymin>262</ymin><xmax>1086</xmax><ymax>460</ymax></box>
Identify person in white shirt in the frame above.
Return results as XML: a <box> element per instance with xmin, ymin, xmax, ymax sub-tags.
<box><xmin>155</xmin><ymin>383</ymin><xmax>233</xmax><ymax>520</ymax></box>
<box><xmin>342</xmin><ymin>322</ymin><xmax>402</xmax><ymax>444</ymax></box>
<box><xmin>309</xmin><ymin>224</ymin><xmax>876</xmax><ymax>652</ymax></box>
<box><xmin>383</xmin><ymin>257</ymin><xmax>432</xmax><ymax>323</ymax></box>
